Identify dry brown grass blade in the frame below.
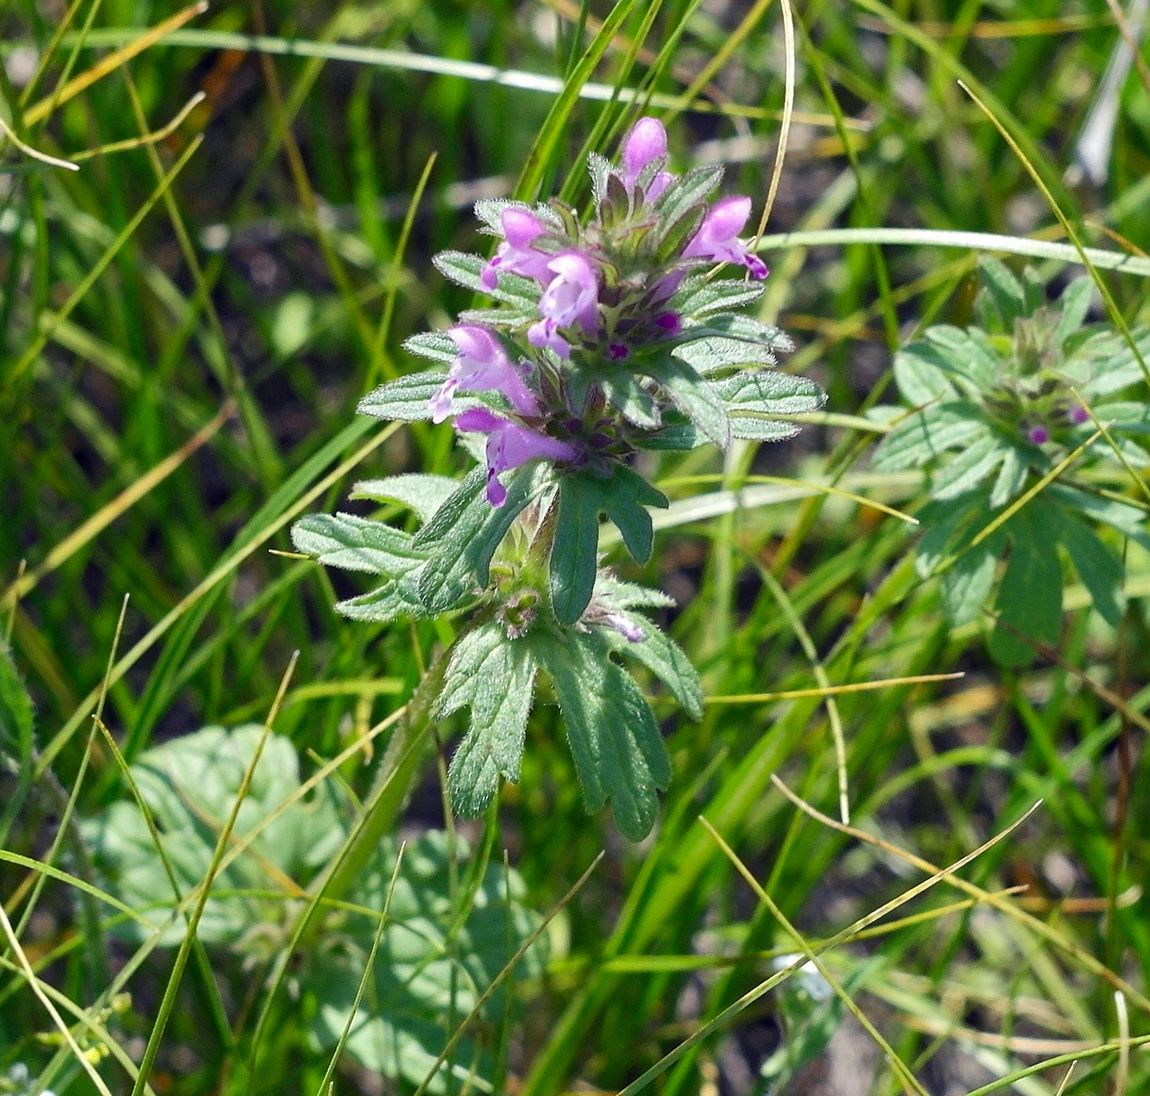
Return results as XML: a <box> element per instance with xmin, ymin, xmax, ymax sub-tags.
<box><xmin>24</xmin><ymin>2</ymin><xmax>209</xmax><ymax>127</ymax></box>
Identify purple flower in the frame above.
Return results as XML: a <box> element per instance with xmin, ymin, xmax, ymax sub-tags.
<box><xmin>1068</xmin><ymin>405</ymin><xmax>1089</xmax><ymax>425</ymax></box>
<box><xmin>429</xmin><ymin>325</ymin><xmax>539</xmax><ymax>423</ymax></box>
<box><xmin>480</xmin><ymin>207</ymin><xmax>553</xmax><ymax>289</ymax></box>
<box><xmin>1027</xmin><ymin>424</ymin><xmax>1050</xmax><ymax>445</ymax></box>
<box><xmin>604</xmin><ymin>611</ymin><xmax>646</xmax><ymax>643</ymax></box>
<box><xmin>621</xmin><ymin>117</ymin><xmax>668</xmax><ymax>189</ymax></box>
<box><xmin>455</xmin><ymin>407</ymin><xmax>579</xmax><ymax>506</ymax></box>
<box><xmin>682</xmin><ymin>195</ymin><xmax>768</xmax><ymax>279</ymax></box>
<box><xmin>528</xmin><ymin>251</ymin><xmax>600</xmax><ymax>359</ymax></box>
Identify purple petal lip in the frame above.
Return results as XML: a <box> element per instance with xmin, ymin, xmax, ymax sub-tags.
<box><xmin>1027</xmin><ymin>425</ymin><xmax>1050</xmax><ymax>445</ymax></box>
<box><xmin>1068</xmin><ymin>405</ymin><xmax>1089</xmax><ymax>425</ymax></box>
<box><xmin>682</xmin><ymin>195</ymin><xmax>767</xmax><ymax>279</ymax></box>
<box><xmin>429</xmin><ymin>325</ymin><xmax>539</xmax><ymax>421</ymax></box>
<box><xmin>454</xmin><ymin>409</ymin><xmax>579</xmax><ymax>507</ymax></box>
<box><xmin>538</xmin><ymin>251</ymin><xmax>600</xmax><ymax>332</ymax></box>
<box><xmin>480</xmin><ymin>207</ymin><xmax>553</xmax><ymax>288</ymax></box>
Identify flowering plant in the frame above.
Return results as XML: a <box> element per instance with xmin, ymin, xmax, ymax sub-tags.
<box><xmin>873</xmin><ymin>259</ymin><xmax>1150</xmax><ymax>664</ymax></box>
<box><xmin>294</xmin><ymin>117</ymin><xmax>824</xmax><ymax>837</ymax></box>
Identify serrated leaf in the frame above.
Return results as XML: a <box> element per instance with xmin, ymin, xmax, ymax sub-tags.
<box><xmin>435</xmin><ymin>626</ymin><xmax>537</xmax><ymax>816</ymax></box>
<box><xmin>598</xmin><ymin>613</ymin><xmax>704</xmax><ymax>720</ymax></box>
<box><xmin>358</xmin><ymin>370</ymin><xmax>449</xmax><ymax>422</ymax></box>
<box><xmin>351</xmin><ymin>474</ymin><xmax>461</xmax><ymax>524</ymax></box>
<box><xmin>872</xmin><ymin>402</ymin><xmax>986</xmax><ymax>471</ymax></box>
<box><xmin>433</xmin><ymin>250</ymin><xmax>541</xmax><ymax>309</ymax></box>
<box><xmin>931</xmin><ymin>433</ymin><xmax>1008</xmax><ymax>500</ymax></box>
<box><xmin>335</xmin><ymin>575</ymin><xmax>429</xmax><ymax>623</ymax></box>
<box><xmin>650</xmin><ymin>163</ymin><xmax>725</xmax><ymax>251</ymax></box>
<box><xmin>718</xmin><ymin>370</ymin><xmax>825</xmax><ymax>439</ymax></box>
<box><xmin>914</xmin><ymin>495</ymin><xmax>983</xmax><ymax>578</ymax></box>
<box><xmin>534</xmin><ymin>633</ymin><xmax>671</xmax><ymax>840</ymax></box>
<box><xmin>670</xmin><ymin>276</ymin><xmax>765</xmax><ymax>319</ymax></box>
<box><xmin>292</xmin><ymin>513</ymin><xmax>427</xmax><ymax>575</ymax></box>
<box><xmin>600</xmin><ymin>371</ymin><xmax>662</xmax><ymax>429</ymax></box>
<box><xmin>644</xmin><ymin>354</ymin><xmax>731</xmax><ymax>446</ymax></box>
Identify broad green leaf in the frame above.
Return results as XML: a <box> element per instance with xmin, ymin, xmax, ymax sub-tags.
<box><xmin>599</xmin><ymin>464</ymin><xmax>668</xmax><ymax>564</ymax></box>
<box><xmin>308</xmin><ymin>831</ymin><xmax>545</xmax><ymax>1094</ymax></box>
<box><xmin>922</xmin><ymin>326</ymin><xmax>1000</xmax><ymax>392</ymax></box>
<box><xmin>1049</xmin><ymin>485</ymin><xmax>1150</xmax><ymax>550</ymax></box>
<box><xmin>84</xmin><ymin>726</ymin><xmax>343</xmax><ymax>945</ymax></box>
<box><xmin>292</xmin><ymin>513</ymin><xmax>427</xmax><ymax>575</ymax></box>
<box><xmin>534</xmin><ymin>632</ymin><xmax>672</xmax><ymax>840</ymax></box>
<box><xmin>940</xmin><ymin>536</ymin><xmax>1001</xmax><ymax>627</ymax></box>
<box><xmin>718</xmin><ymin>371</ymin><xmax>825</xmax><ymax>440</ymax></box>
<box><xmin>988</xmin><ymin>442</ymin><xmax>1030</xmax><ymax>507</ymax></box>
<box><xmin>1054</xmin><ymin>276</ymin><xmax>1094</xmax><ymax>342</ymax></box>
<box><xmin>435</xmin><ymin>626</ymin><xmax>538</xmax><ymax>816</ymax></box>
<box><xmin>892</xmin><ymin>341</ymin><xmax>958</xmax><ymax>406</ymax></box>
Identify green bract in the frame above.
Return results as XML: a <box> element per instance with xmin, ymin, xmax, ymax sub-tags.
<box><xmin>873</xmin><ymin>259</ymin><xmax>1150</xmax><ymax>664</ymax></box>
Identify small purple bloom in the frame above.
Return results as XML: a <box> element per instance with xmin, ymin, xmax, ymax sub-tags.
<box><xmin>1068</xmin><ymin>405</ymin><xmax>1089</xmax><ymax>425</ymax></box>
<box><xmin>455</xmin><ymin>407</ymin><xmax>579</xmax><ymax>506</ymax></box>
<box><xmin>604</xmin><ymin>611</ymin><xmax>646</xmax><ymax>643</ymax></box>
<box><xmin>655</xmin><ymin>311</ymin><xmax>682</xmax><ymax>334</ymax></box>
<box><xmin>480</xmin><ymin>207</ymin><xmax>553</xmax><ymax>289</ymax></box>
<box><xmin>682</xmin><ymin>195</ymin><xmax>768</xmax><ymax>279</ymax></box>
<box><xmin>528</xmin><ymin>251</ymin><xmax>600</xmax><ymax>358</ymax></box>
<box><xmin>621</xmin><ymin>117</ymin><xmax>667</xmax><ymax>189</ymax></box>
<box><xmin>429</xmin><ymin>325</ymin><xmax>539</xmax><ymax>422</ymax></box>
<box><xmin>608</xmin><ymin>342</ymin><xmax>630</xmax><ymax>361</ymax></box>
<box><xmin>1027</xmin><ymin>424</ymin><xmax>1050</xmax><ymax>445</ymax></box>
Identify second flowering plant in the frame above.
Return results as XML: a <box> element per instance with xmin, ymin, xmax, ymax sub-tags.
<box><xmin>294</xmin><ymin>117</ymin><xmax>825</xmax><ymax>838</ymax></box>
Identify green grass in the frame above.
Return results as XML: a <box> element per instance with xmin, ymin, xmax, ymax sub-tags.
<box><xmin>2</xmin><ymin>0</ymin><xmax>1149</xmax><ymax>1092</ymax></box>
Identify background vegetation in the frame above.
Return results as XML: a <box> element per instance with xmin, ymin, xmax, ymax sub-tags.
<box><xmin>1</xmin><ymin>0</ymin><xmax>1148</xmax><ymax>1092</ymax></box>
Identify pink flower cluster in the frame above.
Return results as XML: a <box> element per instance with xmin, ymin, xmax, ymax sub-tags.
<box><xmin>430</xmin><ymin>116</ymin><xmax>771</xmax><ymax>506</ymax></box>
